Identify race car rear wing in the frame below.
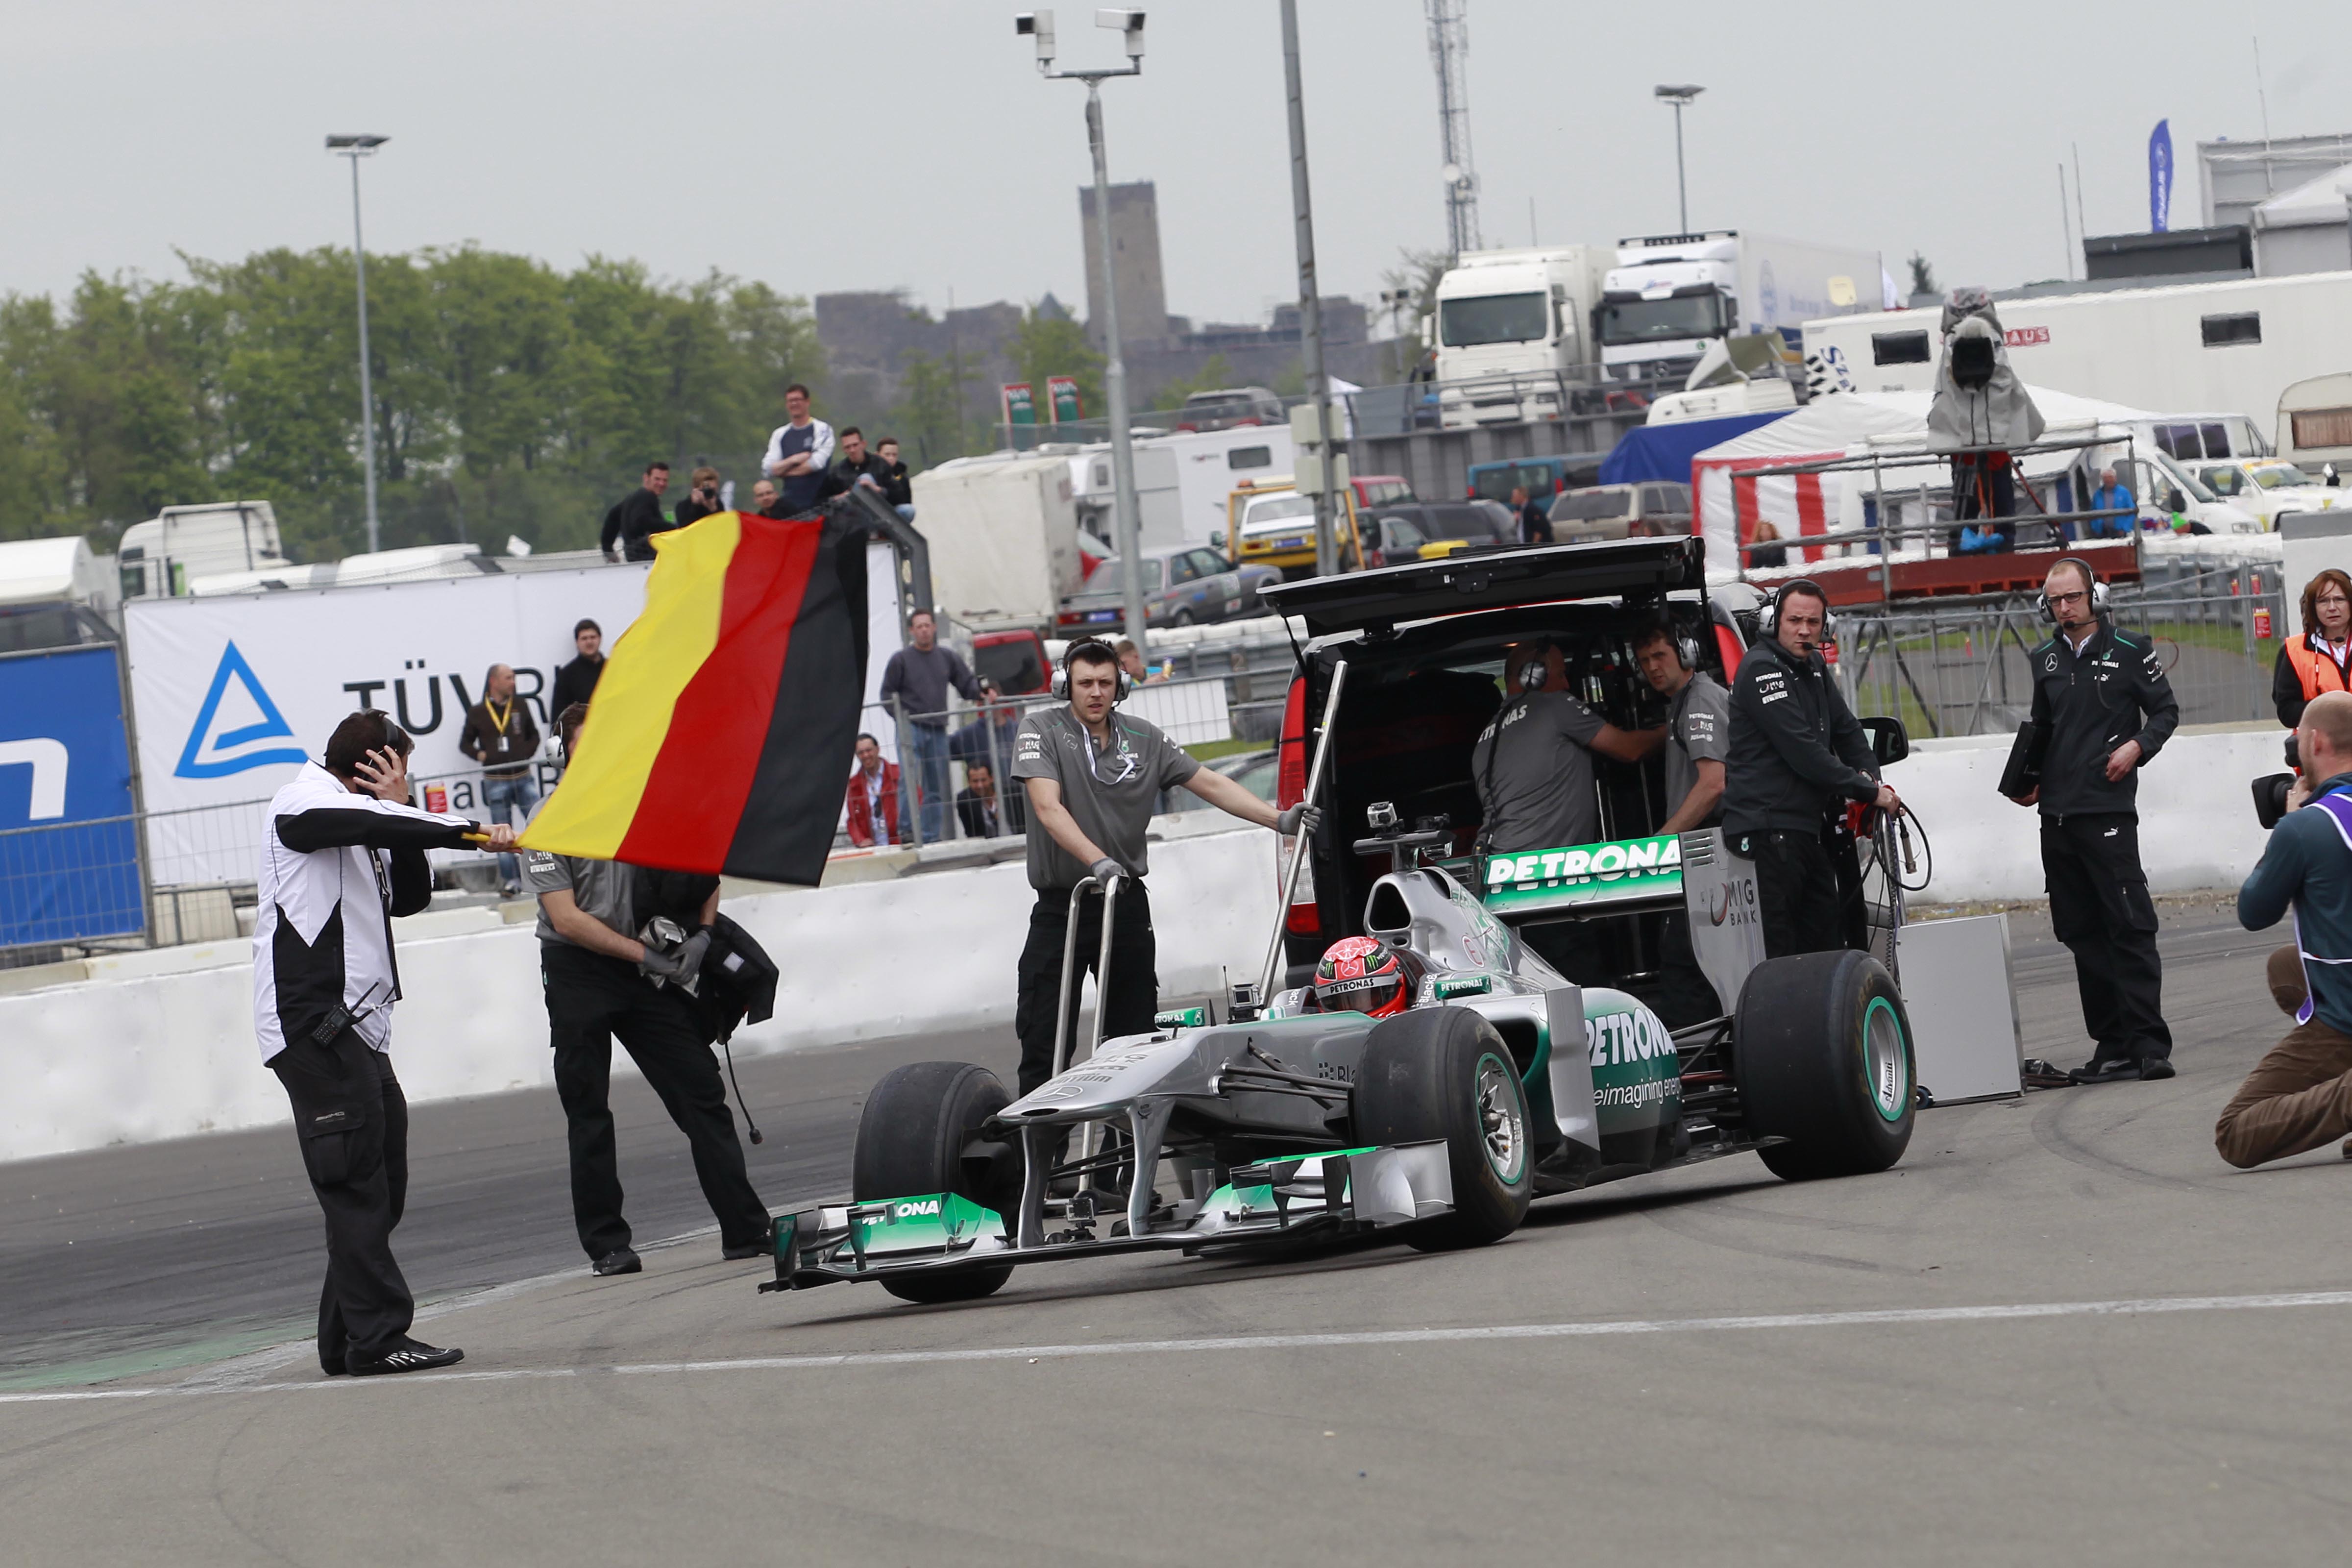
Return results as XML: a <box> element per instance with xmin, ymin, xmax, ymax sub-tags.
<box><xmin>1441</xmin><ymin>833</ymin><xmax>1687</xmax><ymax>920</ymax></box>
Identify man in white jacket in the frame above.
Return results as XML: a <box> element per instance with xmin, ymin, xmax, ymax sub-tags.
<box><xmin>253</xmin><ymin>710</ymin><xmax>514</xmax><ymax>1377</ymax></box>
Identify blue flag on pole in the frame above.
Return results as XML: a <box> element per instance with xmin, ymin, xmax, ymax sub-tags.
<box><xmin>2149</xmin><ymin>120</ymin><xmax>2174</xmax><ymax>232</ymax></box>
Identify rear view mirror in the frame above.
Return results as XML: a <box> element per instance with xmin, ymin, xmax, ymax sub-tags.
<box><xmin>1860</xmin><ymin>715</ymin><xmax>1909</xmax><ymax>768</ymax></box>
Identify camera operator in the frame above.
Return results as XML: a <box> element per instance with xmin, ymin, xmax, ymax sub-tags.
<box><xmin>2217</xmin><ymin>691</ymin><xmax>2352</xmax><ymax>1167</ymax></box>
<box><xmin>524</xmin><ymin>703</ymin><xmax>772</xmax><ymax>1275</ymax></box>
<box><xmin>2273</xmin><ymin>568</ymin><xmax>2352</xmax><ymax>729</ymax></box>
<box><xmin>2008</xmin><ymin>558</ymin><xmax>2180</xmax><ymax>1084</ymax></box>
<box><xmin>1471</xmin><ymin>638</ymin><xmax>1665</xmax><ymax>982</ymax></box>
<box><xmin>255</xmin><ymin>710</ymin><xmax>516</xmax><ymax>1377</ymax></box>
<box><xmin>1011</xmin><ymin>638</ymin><xmax>1316</xmax><ymax>1096</ymax></box>
<box><xmin>1724</xmin><ymin>580</ymin><xmax>1899</xmax><ymax>959</ymax></box>
<box><xmin>1635</xmin><ymin>616</ymin><xmax>1728</xmax><ymax>1024</ymax></box>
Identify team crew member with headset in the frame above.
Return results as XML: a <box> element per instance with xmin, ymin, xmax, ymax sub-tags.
<box><xmin>1010</xmin><ymin>638</ymin><xmax>1318</xmax><ymax>1096</ymax></box>
<box><xmin>1470</xmin><ymin>637</ymin><xmax>1665</xmax><ymax>981</ymax></box>
<box><xmin>1723</xmin><ymin>578</ymin><xmax>1900</xmax><ymax>959</ymax></box>
<box><xmin>254</xmin><ymin>710</ymin><xmax>516</xmax><ymax>1377</ymax></box>
<box><xmin>2008</xmin><ymin>557</ymin><xmax>2180</xmax><ymax>1083</ymax></box>
<box><xmin>2273</xmin><ymin>568</ymin><xmax>2352</xmax><ymax>728</ymax></box>
<box><xmin>1634</xmin><ymin>615</ymin><xmax>1731</xmax><ymax>1024</ymax></box>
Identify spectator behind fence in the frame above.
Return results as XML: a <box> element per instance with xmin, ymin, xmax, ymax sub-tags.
<box><xmin>1116</xmin><ymin>638</ymin><xmax>1168</xmax><ymax>686</ymax></box>
<box><xmin>833</xmin><ymin>428</ymin><xmax>893</xmax><ymax>499</ymax></box>
<box><xmin>550</xmin><ymin>620</ymin><xmax>605</xmax><ymax>718</ymax></box>
<box><xmin>1746</xmin><ymin>518</ymin><xmax>1788</xmax><ymax>569</ymax></box>
<box><xmin>2080</xmin><ymin>466</ymin><xmax>2137</xmax><ymax>541</ymax></box>
<box><xmin>748</xmin><ymin>478</ymin><xmax>781</xmax><ymax>517</ymax></box>
<box><xmin>876</xmin><ymin>437</ymin><xmax>914</xmax><ymax>519</ymax></box>
<box><xmin>2217</xmin><ymin>691</ymin><xmax>2352</xmax><ymax>1168</ymax></box>
<box><xmin>601</xmin><ymin>462</ymin><xmax>673</xmax><ymax>563</ymax></box>
<box><xmin>762</xmin><ymin>384</ymin><xmax>835</xmax><ymax>515</ymax></box>
<box><xmin>2273</xmin><ymin>568</ymin><xmax>2352</xmax><ymax>729</ymax></box>
<box><xmin>1510</xmin><ymin>485</ymin><xmax>1553</xmax><ymax>545</ymax></box>
<box><xmin>458</xmin><ymin>663</ymin><xmax>543</xmax><ymax>897</ymax></box>
<box><xmin>843</xmin><ymin>732</ymin><xmax>904</xmax><ymax>847</ymax></box>
<box><xmin>881</xmin><ymin>609</ymin><xmax>980</xmax><ymax>843</ymax></box>
<box><xmin>674</xmin><ymin>466</ymin><xmax>726</xmax><ymax>528</ymax></box>
<box><xmin>957</xmin><ymin>758</ymin><xmax>1025</xmax><ymax>839</ymax></box>
<box><xmin>951</xmin><ymin>678</ymin><xmax>1024</xmax><ymax>777</ymax></box>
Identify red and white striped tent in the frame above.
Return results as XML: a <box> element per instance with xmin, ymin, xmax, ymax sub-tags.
<box><xmin>1689</xmin><ymin>394</ymin><xmax>1931</xmax><ymax>574</ymax></box>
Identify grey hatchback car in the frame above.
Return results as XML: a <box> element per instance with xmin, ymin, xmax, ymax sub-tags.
<box><xmin>1056</xmin><ymin>545</ymin><xmax>1283</xmax><ymax>632</ymax></box>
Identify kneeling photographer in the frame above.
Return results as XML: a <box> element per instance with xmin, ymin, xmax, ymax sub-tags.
<box><xmin>2217</xmin><ymin>691</ymin><xmax>2352</xmax><ymax>1168</ymax></box>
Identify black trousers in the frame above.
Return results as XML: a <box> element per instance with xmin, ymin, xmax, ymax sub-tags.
<box><xmin>542</xmin><ymin>943</ymin><xmax>771</xmax><ymax>1259</ymax></box>
<box><xmin>1740</xmin><ymin>828</ymin><xmax>1849</xmax><ymax>960</ymax></box>
<box><xmin>1015</xmin><ymin>882</ymin><xmax>1158</xmax><ymax>1096</ymax></box>
<box><xmin>2042</xmin><ymin>812</ymin><xmax>2174</xmax><ymax>1064</ymax></box>
<box><xmin>271</xmin><ymin>1029</ymin><xmax>412</xmax><ymax>1369</ymax></box>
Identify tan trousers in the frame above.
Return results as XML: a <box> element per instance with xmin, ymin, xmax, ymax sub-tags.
<box><xmin>2213</xmin><ymin>946</ymin><xmax>2352</xmax><ymax>1169</ymax></box>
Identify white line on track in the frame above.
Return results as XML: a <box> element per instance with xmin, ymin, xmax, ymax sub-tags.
<box><xmin>8</xmin><ymin>1287</ymin><xmax>2352</xmax><ymax>1407</ymax></box>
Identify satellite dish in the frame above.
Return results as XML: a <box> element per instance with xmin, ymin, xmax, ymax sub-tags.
<box><xmin>1440</xmin><ymin>163</ymin><xmax>1462</xmax><ymax>187</ymax></box>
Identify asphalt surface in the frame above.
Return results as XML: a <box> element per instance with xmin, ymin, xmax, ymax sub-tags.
<box><xmin>5</xmin><ymin>899</ymin><xmax>2351</xmax><ymax>1564</ymax></box>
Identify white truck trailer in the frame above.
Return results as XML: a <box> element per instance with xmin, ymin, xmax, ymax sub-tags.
<box><xmin>1600</xmin><ymin>231</ymin><xmax>1880</xmax><ymax>384</ymax></box>
<box><xmin>913</xmin><ymin>451</ymin><xmax>1086</xmax><ymax>632</ymax></box>
<box><xmin>1802</xmin><ymin>271</ymin><xmax>2352</xmax><ymax>444</ymax></box>
<box><xmin>1429</xmin><ymin>245</ymin><xmax>1614</xmax><ymax>428</ymax></box>
<box><xmin>1066</xmin><ymin>425</ymin><xmax>1293</xmax><ymax>551</ymax></box>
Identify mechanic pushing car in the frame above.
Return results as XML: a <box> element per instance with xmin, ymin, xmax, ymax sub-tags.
<box><xmin>1470</xmin><ymin>637</ymin><xmax>1664</xmax><ymax>983</ymax></box>
<box><xmin>1635</xmin><ymin>614</ymin><xmax>1730</xmax><ymax>1026</ymax></box>
<box><xmin>1723</xmin><ymin>579</ymin><xmax>1902</xmax><ymax>959</ymax></box>
<box><xmin>1011</xmin><ymin>637</ymin><xmax>1319</xmax><ymax>1096</ymax></box>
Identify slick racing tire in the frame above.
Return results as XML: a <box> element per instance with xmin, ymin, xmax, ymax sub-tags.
<box><xmin>1354</xmin><ymin>1006</ymin><xmax>1532</xmax><ymax>1251</ymax></box>
<box><xmin>1733</xmin><ymin>950</ymin><xmax>1915</xmax><ymax>1181</ymax></box>
<box><xmin>854</xmin><ymin>1061</ymin><xmax>1018</xmax><ymax>1304</ymax></box>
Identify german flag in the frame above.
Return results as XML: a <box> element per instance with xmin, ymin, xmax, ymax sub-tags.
<box><xmin>520</xmin><ymin>510</ymin><xmax>864</xmax><ymax>885</ymax></box>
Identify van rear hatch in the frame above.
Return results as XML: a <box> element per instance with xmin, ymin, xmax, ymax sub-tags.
<box><xmin>1261</xmin><ymin>536</ymin><xmax>1704</xmax><ymax>637</ymax></box>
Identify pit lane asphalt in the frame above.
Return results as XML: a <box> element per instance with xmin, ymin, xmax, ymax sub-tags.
<box><xmin>5</xmin><ymin>899</ymin><xmax>2350</xmax><ymax>1565</ymax></box>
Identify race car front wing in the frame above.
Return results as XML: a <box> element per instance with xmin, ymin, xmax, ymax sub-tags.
<box><xmin>757</xmin><ymin>1141</ymin><xmax>1454</xmax><ymax>1294</ymax></box>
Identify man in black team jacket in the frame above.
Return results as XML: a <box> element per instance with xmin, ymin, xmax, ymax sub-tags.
<box><xmin>1723</xmin><ymin>579</ymin><xmax>1902</xmax><ymax>958</ymax></box>
<box><xmin>253</xmin><ymin>710</ymin><xmax>515</xmax><ymax>1377</ymax></box>
<box><xmin>2007</xmin><ymin>557</ymin><xmax>2181</xmax><ymax>1083</ymax></box>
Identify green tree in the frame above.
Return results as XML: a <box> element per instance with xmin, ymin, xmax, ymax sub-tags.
<box><xmin>1906</xmin><ymin>252</ymin><xmax>1938</xmax><ymax>300</ymax></box>
<box><xmin>1140</xmin><ymin>352</ymin><xmax>1232</xmax><ymax>415</ymax></box>
<box><xmin>893</xmin><ymin>351</ymin><xmax>974</xmax><ymax>472</ymax></box>
<box><xmin>1007</xmin><ymin>307</ymin><xmax>1103</xmax><ymax>424</ymax></box>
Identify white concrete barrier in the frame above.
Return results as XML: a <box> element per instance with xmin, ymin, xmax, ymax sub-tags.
<box><xmin>0</xmin><ymin>825</ymin><xmax>1278</xmax><ymax>1166</ymax></box>
<box><xmin>1883</xmin><ymin>721</ymin><xmax>2279</xmax><ymax>905</ymax></box>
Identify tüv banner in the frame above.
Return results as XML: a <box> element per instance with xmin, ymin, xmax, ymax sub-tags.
<box><xmin>124</xmin><ymin>564</ymin><xmax>649</xmax><ymax>882</ymax></box>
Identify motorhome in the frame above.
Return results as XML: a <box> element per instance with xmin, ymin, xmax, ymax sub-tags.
<box><xmin>1067</xmin><ymin>425</ymin><xmax>1294</xmax><ymax>551</ymax></box>
<box><xmin>2279</xmin><ymin>372</ymin><xmax>2352</xmax><ymax>480</ymax></box>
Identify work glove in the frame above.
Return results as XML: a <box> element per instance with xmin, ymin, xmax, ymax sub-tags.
<box><xmin>1088</xmin><ymin>857</ymin><xmax>1125</xmax><ymax>886</ymax></box>
<box><xmin>668</xmin><ymin>929</ymin><xmax>713</xmax><ymax>997</ymax></box>
<box><xmin>637</xmin><ymin>944</ymin><xmax>687</xmax><ymax>982</ymax></box>
<box><xmin>1275</xmin><ymin>803</ymin><xmax>1323</xmax><ymax>837</ymax></box>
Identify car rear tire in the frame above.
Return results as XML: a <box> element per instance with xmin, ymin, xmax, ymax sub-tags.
<box><xmin>853</xmin><ymin>1061</ymin><xmax>1017</xmax><ymax>1303</ymax></box>
<box><xmin>1733</xmin><ymin>951</ymin><xmax>1915</xmax><ymax>1181</ymax></box>
<box><xmin>1172</xmin><ymin>609</ymin><xmax>1195</xmax><ymax>627</ymax></box>
<box><xmin>1353</xmin><ymin>1007</ymin><xmax>1532</xmax><ymax>1250</ymax></box>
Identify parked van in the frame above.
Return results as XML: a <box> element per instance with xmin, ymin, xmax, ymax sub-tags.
<box><xmin>1466</xmin><ymin>454</ymin><xmax>1603</xmax><ymax>507</ymax></box>
<box><xmin>1547</xmin><ymin>482</ymin><xmax>1693</xmax><ymax>543</ymax></box>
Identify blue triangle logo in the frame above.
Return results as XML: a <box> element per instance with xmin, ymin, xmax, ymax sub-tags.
<box><xmin>175</xmin><ymin>641</ymin><xmax>312</xmax><ymax>778</ymax></box>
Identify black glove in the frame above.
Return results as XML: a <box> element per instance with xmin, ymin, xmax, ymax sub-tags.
<box><xmin>1088</xmin><ymin>857</ymin><xmax>1124</xmax><ymax>885</ymax></box>
<box><xmin>1275</xmin><ymin>803</ymin><xmax>1323</xmax><ymax>836</ymax></box>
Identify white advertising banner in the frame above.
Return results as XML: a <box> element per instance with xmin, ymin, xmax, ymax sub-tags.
<box><xmin>124</xmin><ymin>564</ymin><xmax>650</xmax><ymax>881</ymax></box>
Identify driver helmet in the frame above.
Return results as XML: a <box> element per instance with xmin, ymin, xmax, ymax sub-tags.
<box><xmin>1314</xmin><ymin>935</ymin><xmax>1411</xmax><ymax>1017</ymax></box>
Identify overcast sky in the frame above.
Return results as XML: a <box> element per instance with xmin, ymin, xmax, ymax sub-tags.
<box><xmin>5</xmin><ymin>0</ymin><xmax>2348</xmax><ymax>332</ymax></box>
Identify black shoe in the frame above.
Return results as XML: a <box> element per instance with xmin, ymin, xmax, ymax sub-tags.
<box><xmin>347</xmin><ymin>1340</ymin><xmax>464</xmax><ymax>1376</ymax></box>
<box><xmin>592</xmin><ymin>1246</ymin><xmax>643</xmax><ymax>1276</ymax></box>
<box><xmin>2070</xmin><ymin>1056</ymin><xmax>2144</xmax><ymax>1084</ymax></box>
<box><xmin>721</xmin><ymin>1238</ymin><xmax>769</xmax><ymax>1261</ymax></box>
<box><xmin>2139</xmin><ymin>1056</ymin><xmax>2176</xmax><ymax>1081</ymax></box>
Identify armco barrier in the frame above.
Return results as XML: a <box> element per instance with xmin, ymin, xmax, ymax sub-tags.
<box><xmin>0</xmin><ymin>822</ymin><xmax>1277</xmax><ymax>1166</ymax></box>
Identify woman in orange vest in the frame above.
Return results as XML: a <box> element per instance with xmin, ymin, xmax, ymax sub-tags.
<box><xmin>2275</xmin><ymin>567</ymin><xmax>2352</xmax><ymax>726</ymax></box>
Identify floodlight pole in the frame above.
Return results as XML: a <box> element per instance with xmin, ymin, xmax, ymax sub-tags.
<box><xmin>1654</xmin><ymin>86</ymin><xmax>1703</xmax><ymax>233</ymax></box>
<box><xmin>328</xmin><ymin>136</ymin><xmax>388</xmax><ymax>555</ymax></box>
<box><xmin>1029</xmin><ymin>14</ymin><xmax>1150</xmax><ymax>658</ymax></box>
<box><xmin>1281</xmin><ymin>0</ymin><xmax>1341</xmax><ymax>580</ymax></box>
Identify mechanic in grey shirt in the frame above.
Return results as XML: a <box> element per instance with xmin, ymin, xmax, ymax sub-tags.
<box><xmin>1633</xmin><ymin>617</ymin><xmax>1730</xmax><ymax>1025</ymax></box>
<box><xmin>1007</xmin><ymin>637</ymin><xmax>1318</xmax><ymax>1096</ymax></box>
<box><xmin>1470</xmin><ymin>638</ymin><xmax>1663</xmax><ymax>986</ymax></box>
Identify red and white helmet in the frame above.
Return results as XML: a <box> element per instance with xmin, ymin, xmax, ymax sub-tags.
<box><xmin>1314</xmin><ymin>935</ymin><xmax>1411</xmax><ymax>1017</ymax></box>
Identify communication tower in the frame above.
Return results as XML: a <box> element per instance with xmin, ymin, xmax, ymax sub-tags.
<box><xmin>1426</xmin><ymin>0</ymin><xmax>1481</xmax><ymax>257</ymax></box>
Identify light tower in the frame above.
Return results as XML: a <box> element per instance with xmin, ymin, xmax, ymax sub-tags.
<box><xmin>1425</xmin><ymin>0</ymin><xmax>1480</xmax><ymax>258</ymax></box>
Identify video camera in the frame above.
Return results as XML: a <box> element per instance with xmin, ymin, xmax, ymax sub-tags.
<box><xmin>2254</xmin><ymin>733</ymin><xmax>2300</xmax><ymax>831</ymax></box>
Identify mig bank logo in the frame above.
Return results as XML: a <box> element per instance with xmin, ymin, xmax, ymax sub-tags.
<box><xmin>175</xmin><ymin>642</ymin><xmax>309</xmax><ymax>779</ymax></box>
<box><xmin>1757</xmin><ymin>259</ymin><xmax>1778</xmax><ymax>321</ymax></box>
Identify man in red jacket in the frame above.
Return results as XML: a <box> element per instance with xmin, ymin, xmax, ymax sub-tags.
<box><xmin>843</xmin><ymin>732</ymin><xmax>904</xmax><ymax>847</ymax></box>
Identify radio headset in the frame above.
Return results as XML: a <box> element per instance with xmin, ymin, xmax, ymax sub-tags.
<box><xmin>1756</xmin><ymin>578</ymin><xmax>1837</xmax><ymax>640</ymax></box>
<box><xmin>2034</xmin><ymin>558</ymin><xmax>2108</xmax><ymax>622</ymax></box>
<box><xmin>1051</xmin><ymin>637</ymin><xmax>1133</xmax><ymax>703</ymax></box>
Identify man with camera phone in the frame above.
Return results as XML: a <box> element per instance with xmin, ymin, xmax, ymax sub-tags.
<box><xmin>2218</xmin><ymin>691</ymin><xmax>2352</xmax><ymax>1166</ymax></box>
<box><xmin>2007</xmin><ymin>558</ymin><xmax>2179</xmax><ymax>1083</ymax></box>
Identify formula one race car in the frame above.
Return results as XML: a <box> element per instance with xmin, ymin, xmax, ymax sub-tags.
<box><xmin>760</xmin><ymin>782</ymin><xmax>1917</xmax><ymax>1307</ymax></box>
